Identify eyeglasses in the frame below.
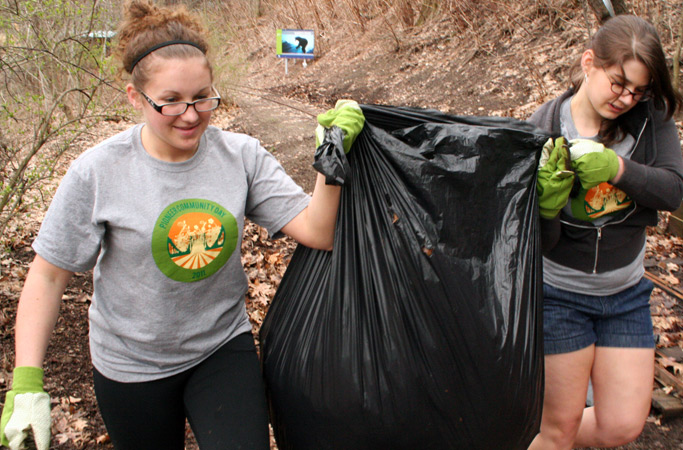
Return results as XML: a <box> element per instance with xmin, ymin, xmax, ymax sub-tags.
<box><xmin>139</xmin><ymin>88</ymin><xmax>221</xmax><ymax>116</ymax></box>
<box><xmin>602</xmin><ymin>69</ymin><xmax>651</xmax><ymax>102</ymax></box>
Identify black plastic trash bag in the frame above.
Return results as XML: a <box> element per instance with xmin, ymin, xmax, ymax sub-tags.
<box><xmin>260</xmin><ymin>104</ymin><xmax>549</xmax><ymax>450</ymax></box>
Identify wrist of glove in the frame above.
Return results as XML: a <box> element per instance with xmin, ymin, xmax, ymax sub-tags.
<box><xmin>316</xmin><ymin>99</ymin><xmax>365</xmax><ymax>154</ymax></box>
<box><xmin>537</xmin><ymin>137</ymin><xmax>575</xmax><ymax>219</ymax></box>
<box><xmin>1</xmin><ymin>366</ymin><xmax>51</xmax><ymax>450</ymax></box>
<box><xmin>568</xmin><ymin>138</ymin><xmax>620</xmax><ymax>189</ymax></box>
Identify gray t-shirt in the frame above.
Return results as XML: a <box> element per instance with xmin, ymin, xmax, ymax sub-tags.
<box><xmin>33</xmin><ymin>124</ymin><xmax>310</xmax><ymax>382</ymax></box>
<box><xmin>542</xmin><ymin>98</ymin><xmax>644</xmax><ymax>295</ymax></box>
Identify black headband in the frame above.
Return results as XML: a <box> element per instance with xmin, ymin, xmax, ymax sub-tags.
<box><xmin>128</xmin><ymin>40</ymin><xmax>205</xmax><ymax>72</ymax></box>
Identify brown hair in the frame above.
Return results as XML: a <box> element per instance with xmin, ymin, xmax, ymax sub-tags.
<box><xmin>569</xmin><ymin>15</ymin><xmax>682</xmax><ymax>146</ymax></box>
<box><xmin>115</xmin><ymin>0</ymin><xmax>211</xmax><ymax>89</ymax></box>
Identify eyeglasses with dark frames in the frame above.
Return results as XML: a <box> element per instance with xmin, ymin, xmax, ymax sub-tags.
<box><xmin>602</xmin><ymin>68</ymin><xmax>651</xmax><ymax>103</ymax></box>
<box><xmin>139</xmin><ymin>87</ymin><xmax>221</xmax><ymax>116</ymax></box>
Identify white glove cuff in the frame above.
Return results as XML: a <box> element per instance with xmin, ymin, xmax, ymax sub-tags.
<box><xmin>568</xmin><ymin>139</ymin><xmax>605</xmax><ymax>160</ymax></box>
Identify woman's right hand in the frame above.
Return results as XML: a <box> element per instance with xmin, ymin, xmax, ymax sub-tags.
<box><xmin>1</xmin><ymin>366</ymin><xmax>51</xmax><ymax>450</ymax></box>
<box><xmin>537</xmin><ymin>137</ymin><xmax>575</xmax><ymax>219</ymax></box>
<box><xmin>2</xmin><ymin>255</ymin><xmax>73</xmax><ymax>449</ymax></box>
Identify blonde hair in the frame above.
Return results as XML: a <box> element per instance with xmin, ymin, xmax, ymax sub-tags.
<box><xmin>115</xmin><ymin>0</ymin><xmax>211</xmax><ymax>89</ymax></box>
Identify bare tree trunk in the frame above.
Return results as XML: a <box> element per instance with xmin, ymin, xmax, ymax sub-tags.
<box><xmin>586</xmin><ymin>0</ymin><xmax>628</xmax><ymax>24</ymax></box>
<box><xmin>673</xmin><ymin>7</ymin><xmax>683</xmax><ymax>94</ymax></box>
<box><xmin>250</xmin><ymin>0</ymin><xmax>261</xmax><ymax>17</ymax></box>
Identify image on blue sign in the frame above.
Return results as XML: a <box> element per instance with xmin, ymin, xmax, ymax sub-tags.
<box><xmin>281</xmin><ymin>29</ymin><xmax>314</xmax><ymax>58</ymax></box>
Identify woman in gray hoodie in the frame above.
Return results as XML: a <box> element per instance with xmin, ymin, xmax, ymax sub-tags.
<box><xmin>528</xmin><ymin>15</ymin><xmax>683</xmax><ymax>450</ymax></box>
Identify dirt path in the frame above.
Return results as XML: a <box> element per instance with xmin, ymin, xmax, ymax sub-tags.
<box><xmin>225</xmin><ymin>86</ymin><xmax>322</xmax><ymax>193</ymax></box>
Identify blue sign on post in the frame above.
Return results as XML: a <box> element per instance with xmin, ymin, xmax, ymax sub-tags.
<box><xmin>276</xmin><ymin>29</ymin><xmax>314</xmax><ymax>60</ymax></box>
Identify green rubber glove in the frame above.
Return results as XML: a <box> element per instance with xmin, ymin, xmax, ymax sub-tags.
<box><xmin>569</xmin><ymin>139</ymin><xmax>620</xmax><ymax>190</ymax></box>
<box><xmin>537</xmin><ymin>137</ymin><xmax>575</xmax><ymax>219</ymax></box>
<box><xmin>315</xmin><ymin>99</ymin><xmax>365</xmax><ymax>153</ymax></box>
<box><xmin>1</xmin><ymin>366</ymin><xmax>51</xmax><ymax>450</ymax></box>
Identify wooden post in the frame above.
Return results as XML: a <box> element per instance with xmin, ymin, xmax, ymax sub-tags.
<box><xmin>668</xmin><ymin>205</ymin><xmax>683</xmax><ymax>237</ymax></box>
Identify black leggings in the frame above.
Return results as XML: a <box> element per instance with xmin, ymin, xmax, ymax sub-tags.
<box><xmin>92</xmin><ymin>333</ymin><xmax>270</xmax><ymax>450</ymax></box>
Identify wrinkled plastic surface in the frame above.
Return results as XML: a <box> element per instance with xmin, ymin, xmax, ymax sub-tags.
<box><xmin>312</xmin><ymin>125</ymin><xmax>350</xmax><ymax>186</ymax></box>
<box><xmin>260</xmin><ymin>105</ymin><xmax>549</xmax><ymax>450</ymax></box>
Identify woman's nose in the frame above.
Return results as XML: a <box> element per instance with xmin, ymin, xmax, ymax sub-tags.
<box><xmin>619</xmin><ymin>89</ymin><xmax>637</xmax><ymax>106</ymax></box>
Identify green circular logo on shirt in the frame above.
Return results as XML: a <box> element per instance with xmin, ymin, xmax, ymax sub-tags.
<box><xmin>152</xmin><ymin>199</ymin><xmax>238</xmax><ymax>282</ymax></box>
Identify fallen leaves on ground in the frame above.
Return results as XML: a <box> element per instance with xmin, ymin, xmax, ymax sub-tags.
<box><xmin>647</xmin><ymin>214</ymin><xmax>683</xmax><ymax>349</ymax></box>
<box><xmin>241</xmin><ymin>219</ymin><xmax>297</xmax><ymax>343</ymax></box>
<box><xmin>52</xmin><ymin>397</ymin><xmax>88</xmax><ymax>447</ymax></box>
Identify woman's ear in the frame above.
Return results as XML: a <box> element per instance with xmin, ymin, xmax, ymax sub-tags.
<box><xmin>580</xmin><ymin>49</ymin><xmax>595</xmax><ymax>75</ymax></box>
<box><xmin>126</xmin><ymin>83</ymin><xmax>142</xmax><ymax>110</ymax></box>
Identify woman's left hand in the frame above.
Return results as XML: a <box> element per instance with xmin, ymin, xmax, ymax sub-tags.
<box><xmin>315</xmin><ymin>100</ymin><xmax>365</xmax><ymax>154</ymax></box>
<box><xmin>569</xmin><ymin>139</ymin><xmax>620</xmax><ymax>189</ymax></box>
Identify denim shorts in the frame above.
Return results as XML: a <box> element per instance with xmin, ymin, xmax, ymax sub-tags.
<box><xmin>543</xmin><ymin>278</ymin><xmax>655</xmax><ymax>355</ymax></box>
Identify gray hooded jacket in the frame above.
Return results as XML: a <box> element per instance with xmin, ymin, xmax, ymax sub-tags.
<box><xmin>528</xmin><ymin>89</ymin><xmax>683</xmax><ymax>273</ymax></box>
